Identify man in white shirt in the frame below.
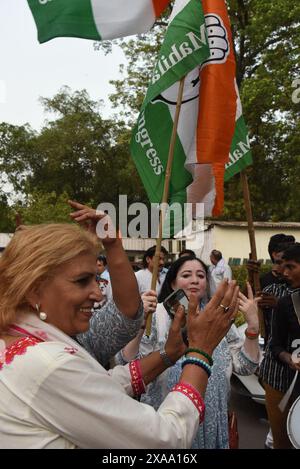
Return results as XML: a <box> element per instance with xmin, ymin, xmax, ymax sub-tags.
<box><xmin>135</xmin><ymin>245</ymin><xmax>168</xmax><ymax>295</ymax></box>
<box><xmin>208</xmin><ymin>249</ymin><xmax>232</xmax><ymax>296</ymax></box>
<box><xmin>95</xmin><ymin>254</ymin><xmax>112</xmax><ymax>307</ymax></box>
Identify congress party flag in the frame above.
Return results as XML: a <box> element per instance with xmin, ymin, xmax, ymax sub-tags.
<box><xmin>131</xmin><ymin>0</ymin><xmax>210</xmax><ymax>235</ymax></box>
<box><xmin>131</xmin><ymin>0</ymin><xmax>252</xmax><ymax>236</ymax></box>
<box><xmin>186</xmin><ymin>0</ymin><xmax>238</xmax><ymax>217</ymax></box>
<box><xmin>27</xmin><ymin>0</ymin><xmax>171</xmax><ymax>43</ymax></box>
<box><xmin>225</xmin><ymin>88</ymin><xmax>253</xmax><ymax>181</ymax></box>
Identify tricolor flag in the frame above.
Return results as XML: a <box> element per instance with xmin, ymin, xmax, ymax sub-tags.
<box><xmin>27</xmin><ymin>0</ymin><xmax>171</xmax><ymax>43</ymax></box>
<box><xmin>131</xmin><ymin>0</ymin><xmax>252</xmax><ymax>235</ymax></box>
<box><xmin>190</xmin><ymin>0</ymin><xmax>252</xmax><ymax>214</ymax></box>
<box><xmin>225</xmin><ymin>91</ymin><xmax>253</xmax><ymax>181</ymax></box>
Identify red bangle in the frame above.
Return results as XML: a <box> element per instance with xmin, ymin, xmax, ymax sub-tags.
<box><xmin>245</xmin><ymin>328</ymin><xmax>259</xmax><ymax>340</ymax></box>
<box><xmin>171</xmin><ymin>381</ymin><xmax>205</xmax><ymax>423</ymax></box>
<box><xmin>129</xmin><ymin>359</ymin><xmax>146</xmax><ymax>396</ymax></box>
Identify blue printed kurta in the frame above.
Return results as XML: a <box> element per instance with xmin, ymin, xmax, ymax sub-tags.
<box><xmin>116</xmin><ymin>303</ymin><xmax>259</xmax><ymax>449</ymax></box>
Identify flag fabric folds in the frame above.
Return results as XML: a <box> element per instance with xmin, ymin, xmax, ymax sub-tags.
<box><xmin>131</xmin><ymin>0</ymin><xmax>252</xmax><ymax>235</ymax></box>
<box><xmin>131</xmin><ymin>0</ymin><xmax>210</xmax><ymax>235</ymax></box>
<box><xmin>27</xmin><ymin>0</ymin><xmax>171</xmax><ymax>43</ymax></box>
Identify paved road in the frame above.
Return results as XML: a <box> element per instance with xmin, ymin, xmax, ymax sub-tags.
<box><xmin>230</xmin><ymin>376</ymin><xmax>270</xmax><ymax>449</ymax></box>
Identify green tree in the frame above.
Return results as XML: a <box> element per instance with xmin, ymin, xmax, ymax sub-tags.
<box><xmin>0</xmin><ymin>87</ymin><xmax>148</xmax><ymax>220</ymax></box>
<box><xmin>224</xmin><ymin>0</ymin><xmax>300</xmax><ymax>221</ymax></box>
<box><xmin>14</xmin><ymin>191</ymin><xmax>72</xmax><ymax>225</ymax></box>
<box><xmin>0</xmin><ymin>193</ymin><xmax>15</xmax><ymax>232</ymax></box>
<box><xmin>0</xmin><ymin>122</ymin><xmax>35</xmax><ymax>195</ymax></box>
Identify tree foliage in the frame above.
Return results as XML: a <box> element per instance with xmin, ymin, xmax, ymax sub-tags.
<box><xmin>0</xmin><ymin>87</ymin><xmax>148</xmax><ymax>231</ymax></box>
<box><xmin>15</xmin><ymin>191</ymin><xmax>72</xmax><ymax>225</ymax></box>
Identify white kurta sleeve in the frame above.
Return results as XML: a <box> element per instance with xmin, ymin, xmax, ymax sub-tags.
<box><xmin>227</xmin><ymin>325</ymin><xmax>259</xmax><ymax>376</ymax></box>
<box><xmin>29</xmin><ymin>345</ymin><xmax>199</xmax><ymax>449</ymax></box>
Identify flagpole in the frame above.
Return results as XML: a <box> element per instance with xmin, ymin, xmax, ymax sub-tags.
<box><xmin>240</xmin><ymin>170</ymin><xmax>265</xmax><ymax>337</ymax></box>
<box><xmin>15</xmin><ymin>213</ymin><xmax>22</xmax><ymax>229</ymax></box>
<box><xmin>145</xmin><ymin>76</ymin><xmax>186</xmax><ymax>337</ymax></box>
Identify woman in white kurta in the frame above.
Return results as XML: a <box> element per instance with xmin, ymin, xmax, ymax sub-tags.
<box><xmin>117</xmin><ymin>256</ymin><xmax>261</xmax><ymax>448</ymax></box>
<box><xmin>0</xmin><ymin>206</ymin><xmax>239</xmax><ymax>449</ymax></box>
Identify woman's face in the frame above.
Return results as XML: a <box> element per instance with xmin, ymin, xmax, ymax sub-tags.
<box><xmin>35</xmin><ymin>252</ymin><xmax>102</xmax><ymax>336</ymax></box>
<box><xmin>171</xmin><ymin>260</ymin><xmax>207</xmax><ymax>302</ymax></box>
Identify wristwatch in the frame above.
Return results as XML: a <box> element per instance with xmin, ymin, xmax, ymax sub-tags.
<box><xmin>159</xmin><ymin>345</ymin><xmax>174</xmax><ymax>367</ymax></box>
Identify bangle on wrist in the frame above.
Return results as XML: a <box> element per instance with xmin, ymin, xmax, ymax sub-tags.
<box><xmin>171</xmin><ymin>382</ymin><xmax>205</xmax><ymax>423</ymax></box>
<box><xmin>181</xmin><ymin>357</ymin><xmax>212</xmax><ymax>377</ymax></box>
<box><xmin>245</xmin><ymin>328</ymin><xmax>259</xmax><ymax>340</ymax></box>
<box><xmin>129</xmin><ymin>359</ymin><xmax>146</xmax><ymax>396</ymax></box>
<box><xmin>185</xmin><ymin>348</ymin><xmax>214</xmax><ymax>366</ymax></box>
<box><xmin>159</xmin><ymin>346</ymin><xmax>175</xmax><ymax>367</ymax></box>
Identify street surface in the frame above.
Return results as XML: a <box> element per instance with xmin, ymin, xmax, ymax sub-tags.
<box><xmin>230</xmin><ymin>377</ymin><xmax>269</xmax><ymax>449</ymax></box>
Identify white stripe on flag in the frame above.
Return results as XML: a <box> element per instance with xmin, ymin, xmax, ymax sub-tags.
<box><xmin>91</xmin><ymin>0</ymin><xmax>156</xmax><ymax>39</ymax></box>
<box><xmin>169</xmin><ymin>0</ymin><xmax>191</xmax><ymax>22</ymax></box>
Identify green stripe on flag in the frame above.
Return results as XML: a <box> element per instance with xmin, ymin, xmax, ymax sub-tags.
<box><xmin>142</xmin><ymin>0</ymin><xmax>209</xmax><ymax>109</ymax></box>
<box><xmin>225</xmin><ymin>116</ymin><xmax>253</xmax><ymax>181</ymax></box>
<box><xmin>27</xmin><ymin>0</ymin><xmax>101</xmax><ymax>43</ymax></box>
<box><xmin>131</xmin><ymin>102</ymin><xmax>193</xmax><ymax>205</ymax></box>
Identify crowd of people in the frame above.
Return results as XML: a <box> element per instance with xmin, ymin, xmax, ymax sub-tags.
<box><xmin>0</xmin><ymin>201</ymin><xmax>299</xmax><ymax>450</ymax></box>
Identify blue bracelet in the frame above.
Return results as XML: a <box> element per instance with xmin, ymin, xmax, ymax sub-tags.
<box><xmin>182</xmin><ymin>357</ymin><xmax>212</xmax><ymax>377</ymax></box>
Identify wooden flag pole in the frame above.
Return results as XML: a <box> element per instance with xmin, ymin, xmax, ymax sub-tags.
<box><xmin>240</xmin><ymin>170</ymin><xmax>265</xmax><ymax>337</ymax></box>
<box><xmin>15</xmin><ymin>213</ymin><xmax>23</xmax><ymax>229</ymax></box>
<box><xmin>145</xmin><ymin>76</ymin><xmax>186</xmax><ymax>337</ymax></box>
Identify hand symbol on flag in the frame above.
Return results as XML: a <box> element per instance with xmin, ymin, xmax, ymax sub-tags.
<box><xmin>204</xmin><ymin>14</ymin><xmax>230</xmax><ymax>65</ymax></box>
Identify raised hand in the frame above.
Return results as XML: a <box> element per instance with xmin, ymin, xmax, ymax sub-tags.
<box><xmin>164</xmin><ymin>305</ymin><xmax>187</xmax><ymax>364</ymax></box>
<box><xmin>187</xmin><ymin>280</ymin><xmax>240</xmax><ymax>356</ymax></box>
<box><xmin>68</xmin><ymin>200</ymin><xmax>117</xmax><ymax>245</ymax></box>
<box><xmin>141</xmin><ymin>290</ymin><xmax>158</xmax><ymax>316</ymax></box>
<box><xmin>238</xmin><ymin>282</ymin><xmax>260</xmax><ymax>330</ymax></box>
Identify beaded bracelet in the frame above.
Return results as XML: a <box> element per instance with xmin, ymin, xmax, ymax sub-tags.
<box><xmin>182</xmin><ymin>357</ymin><xmax>212</xmax><ymax>377</ymax></box>
<box><xmin>185</xmin><ymin>347</ymin><xmax>214</xmax><ymax>366</ymax></box>
<box><xmin>245</xmin><ymin>328</ymin><xmax>259</xmax><ymax>340</ymax></box>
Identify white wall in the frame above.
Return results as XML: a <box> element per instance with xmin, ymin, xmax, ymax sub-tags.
<box><xmin>212</xmin><ymin>226</ymin><xmax>300</xmax><ymax>263</ymax></box>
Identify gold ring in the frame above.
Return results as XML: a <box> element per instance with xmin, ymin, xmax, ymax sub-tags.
<box><xmin>220</xmin><ymin>303</ymin><xmax>230</xmax><ymax>313</ymax></box>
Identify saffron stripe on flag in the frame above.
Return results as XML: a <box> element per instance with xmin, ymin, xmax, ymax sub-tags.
<box><xmin>152</xmin><ymin>0</ymin><xmax>171</xmax><ymax>17</ymax></box>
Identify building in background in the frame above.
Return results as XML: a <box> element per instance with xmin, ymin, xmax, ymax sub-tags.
<box><xmin>190</xmin><ymin>221</ymin><xmax>300</xmax><ymax>265</ymax></box>
<box><xmin>1</xmin><ymin>222</ymin><xmax>299</xmax><ymax>266</ymax></box>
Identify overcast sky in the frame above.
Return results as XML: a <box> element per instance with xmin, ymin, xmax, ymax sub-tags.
<box><xmin>0</xmin><ymin>0</ymin><xmax>125</xmax><ymax>130</ymax></box>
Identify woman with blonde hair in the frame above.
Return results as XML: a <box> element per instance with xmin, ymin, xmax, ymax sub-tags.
<box><xmin>0</xmin><ymin>204</ymin><xmax>239</xmax><ymax>449</ymax></box>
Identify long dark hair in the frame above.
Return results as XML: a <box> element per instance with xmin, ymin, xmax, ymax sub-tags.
<box><xmin>158</xmin><ymin>256</ymin><xmax>208</xmax><ymax>303</ymax></box>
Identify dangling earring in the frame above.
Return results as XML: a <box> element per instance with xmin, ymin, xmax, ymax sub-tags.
<box><xmin>35</xmin><ymin>304</ymin><xmax>47</xmax><ymax>321</ymax></box>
